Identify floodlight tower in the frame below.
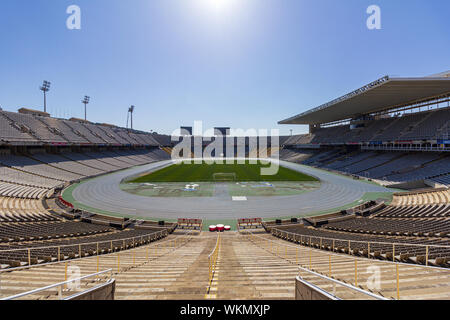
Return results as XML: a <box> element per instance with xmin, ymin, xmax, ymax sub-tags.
<box><xmin>82</xmin><ymin>96</ymin><xmax>90</xmax><ymax>121</ymax></box>
<box><xmin>129</xmin><ymin>105</ymin><xmax>135</xmax><ymax>130</ymax></box>
<box><xmin>39</xmin><ymin>81</ymin><xmax>51</xmax><ymax>113</ymax></box>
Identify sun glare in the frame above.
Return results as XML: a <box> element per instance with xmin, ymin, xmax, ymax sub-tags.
<box><xmin>199</xmin><ymin>0</ymin><xmax>238</xmax><ymax>14</ymax></box>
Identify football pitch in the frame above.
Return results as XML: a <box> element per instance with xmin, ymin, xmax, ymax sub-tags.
<box><xmin>128</xmin><ymin>161</ymin><xmax>318</xmax><ymax>183</ymax></box>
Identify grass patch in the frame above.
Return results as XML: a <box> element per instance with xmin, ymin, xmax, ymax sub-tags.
<box><xmin>128</xmin><ymin>160</ymin><xmax>318</xmax><ymax>183</ymax></box>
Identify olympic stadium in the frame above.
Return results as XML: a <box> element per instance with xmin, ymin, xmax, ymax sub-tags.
<box><xmin>0</xmin><ymin>71</ymin><xmax>449</xmax><ymax>301</ymax></box>
<box><xmin>1</xmin><ymin>0</ymin><xmax>450</xmax><ymax>305</ymax></box>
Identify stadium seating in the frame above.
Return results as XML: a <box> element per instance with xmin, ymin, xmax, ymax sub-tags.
<box><xmin>283</xmin><ymin>108</ymin><xmax>450</xmax><ymax>146</ymax></box>
<box><xmin>0</xmin><ymin>146</ymin><xmax>170</xmax><ymax>202</ymax></box>
<box><xmin>269</xmin><ymin>224</ymin><xmax>449</xmax><ymax>266</ymax></box>
<box><xmin>0</xmin><ymin>182</ymin><xmax>50</xmax><ymax>199</ymax></box>
<box><xmin>0</xmin><ymin>110</ymin><xmax>165</xmax><ymax>147</ymax></box>
<box><xmin>0</xmin><ymin>227</ymin><xmax>171</xmax><ymax>268</ymax></box>
<box><xmin>0</xmin><ymin>113</ymin><xmax>39</xmax><ymax>143</ymax></box>
<box><xmin>1</xmin><ymin>106</ymin><xmax>449</xmax><ymax>300</ymax></box>
<box><xmin>31</xmin><ymin>153</ymin><xmax>104</xmax><ymax>177</ymax></box>
<box><xmin>391</xmin><ymin>189</ymin><xmax>450</xmax><ymax>206</ymax></box>
<box><xmin>38</xmin><ymin>117</ymin><xmax>90</xmax><ymax>144</ymax></box>
<box><xmin>1</xmin><ymin>111</ymin><xmax>66</xmax><ymax>143</ymax></box>
<box><xmin>430</xmin><ymin>174</ymin><xmax>450</xmax><ymax>186</ymax></box>
<box><xmin>265</xmin><ymin>193</ymin><xmax>450</xmax><ymax>267</ymax></box>
<box><xmin>280</xmin><ymin>148</ymin><xmax>450</xmax><ymax>186</ymax></box>
<box><xmin>0</xmin><ymin>192</ymin><xmax>176</xmax><ymax>268</ymax></box>
<box><xmin>0</xmin><ymin>154</ymin><xmax>81</xmax><ymax>182</ymax></box>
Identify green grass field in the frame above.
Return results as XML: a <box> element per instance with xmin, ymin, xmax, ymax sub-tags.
<box><xmin>129</xmin><ymin>161</ymin><xmax>318</xmax><ymax>183</ymax></box>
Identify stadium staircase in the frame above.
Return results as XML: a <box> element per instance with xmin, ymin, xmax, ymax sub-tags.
<box><xmin>210</xmin><ymin>232</ymin><xmax>298</xmax><ymax>299</ymax></box>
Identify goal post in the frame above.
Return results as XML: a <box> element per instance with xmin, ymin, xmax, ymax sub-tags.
<box><xmin>213</xmin><ymin>172</ymin><xmax>237</xmax><ymax>182</ymax></box>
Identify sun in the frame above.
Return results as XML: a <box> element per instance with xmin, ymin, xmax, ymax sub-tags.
<box><xmin>199</xmin><ymin>0</ymin><xmax>238</xmax><ymax>14</ymax></box>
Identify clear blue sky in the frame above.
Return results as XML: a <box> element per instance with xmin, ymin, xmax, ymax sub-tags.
<box><xmin>0</xmin><ymin>0</ymin><xmax>449</xmax><ymax>136</ymax></box>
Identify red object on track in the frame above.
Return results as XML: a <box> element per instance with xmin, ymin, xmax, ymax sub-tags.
<box><xmin>216</xmin><ymin>224</ymin><xmax>225</xmax><ymax>232</ymax></box>
<box><xmin>209</xmin><ymin>225</ymin><xmax>217</xmax><ymax>232</ymax></box>
<box><xmin>224</xmin><ymin>225</ymin><xmax>231</xmax><ymax>231</ymax></box>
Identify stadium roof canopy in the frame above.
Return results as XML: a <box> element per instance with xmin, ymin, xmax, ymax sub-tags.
<box><xmin>279</xmin><ymin>72</ymin><xmax>450</xmax><ymax>125</ymax></box>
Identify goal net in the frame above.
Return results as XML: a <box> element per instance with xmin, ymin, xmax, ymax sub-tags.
<box><xmin>213</xmin><ymin>173</ymin><xmax>237</xmax><ymax>182</ymax></box>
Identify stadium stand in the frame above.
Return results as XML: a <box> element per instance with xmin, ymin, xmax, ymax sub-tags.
<box><xmin>0</xmin><ymin>192</ymin><xmax>176</xmax><ymax>268</ymax></box>
<box><xmin>0</xmin><ymin>108</ymin><xmax>163</xmax><ymax>147</ymax></box>
<box><xmin>282</xmin><ymin>108</ymin><xmax>450</xmax><ymax>146</ymax></box>
<box><xmin>1</xmin><ymin>111</ymin><xmax>67</xmax><ymax>143</ymax></box>
<box><xmin>0</xmin><ymin>109</ymin><xmax>176</xmax><ymax>272</ymax></box>
<box><xmin>279</xmin><ymin>148</ymin><xmax>450</xmax><ymax>186</ymax></box>
<box><xmin>0</xmin><ymin>154</ymin><xmax>81</xmax><ymax>182</ymax></box>
<box><xmin>38</xmin><ymin>116</ymin><xmax>90</xmax><ymax>144</ymax></box>
<box><xmin>274</xmin><ymin>73</ymin><xmax>450</xmax><ymax>270</ymax></box>
<box><xmin>0</xmin><ymin>112</ymin><xmax>39</xmax><ymax>144</ymax></box>
<box><xmin>0</xmin><ymin>227</ymin><xmax>173</xmax><ymax>268</ymax></box>
<box><xmin>391</xmin><ymin>189</ymin><xmax>450</xmax><ymax>206</ymax></box>
<box><xmin>268</xmin><ymin>223</ymin><xmax>450</xmax><ymax>266</ymax></box>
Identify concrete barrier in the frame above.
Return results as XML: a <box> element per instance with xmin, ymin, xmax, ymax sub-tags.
<box><xmin>67</xmin><ymin>279</ymin><xmax>116</xmax><ymax>300</ymax></box>
<box><xmin>295</xmin><ymin>277</ymin><xmax>338</xmax><ymax>300</ymax></box>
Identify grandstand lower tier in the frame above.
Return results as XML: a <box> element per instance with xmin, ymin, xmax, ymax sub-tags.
<box><xmin>0</xmin><ymin>147</ymin><xmax>170</xmax><ymax>199</ymax></box>
<box><xmin>0</xmin><ymin>153</ymin><xmax>448</xmax><ymax>299</ymax></box>
<box><xmin>0</xmin><ymin>195</ymin><xmax>177</xmax><ymax>269</ymax></box>
<box><xmin>1</xmin><ymin>231</ymin><xmax>449</xmax><ymax>300</ymax></box>
<box><xmin>278</xmin><ymin>147</ymin><xmax>450</xmax><ymax>187</ymax></box>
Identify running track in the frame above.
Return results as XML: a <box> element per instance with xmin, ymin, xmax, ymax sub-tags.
<box><xmin>70</xmin><ymin>160</ymin><xmax>392</xmax><ymax>220</ymax></box>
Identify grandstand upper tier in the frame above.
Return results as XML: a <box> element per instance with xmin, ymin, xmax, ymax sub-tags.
<box><xmin>280</xmin><ymin>72</ymin><xmax>450</xmax><ymax>147</ymax></box>
<box><xmin>0</xmin><ymin>108</ymin><xmax>171</xmax><ymax>147</ymax></box>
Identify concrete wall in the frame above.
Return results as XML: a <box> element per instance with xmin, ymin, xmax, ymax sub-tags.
<box><xmin>388</xmin><ymin>179</ymin><xmax>428</xmax><ymax>190</ymax></box>
<box><xmin>295</xmin><ymin>277</ymin><xmax>337</xmax><ymax>300</ymax></box>
<box><xmin>424</xmin><ymin>179</ymin><xmax>448</xmax><ymax>189</ymax></box>
<box><xmin>68</xmin><ymin>279</ymin><xmax>116</xmax><ymax>300</ymax></box>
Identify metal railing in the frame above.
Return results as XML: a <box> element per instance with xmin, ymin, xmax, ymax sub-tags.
<box><xmin>207</xmin><ymin>234</ymin><xmax>221</xmax><ymax>294</ymax></box>
<box><xmin>241</xmin><ymin>230</ymin><xmax>450</xmax><ymax>300</ymax></box>
<box><xmin>268</xmin><ymin>227</ymin><xmax>450</xmax><ymax>267</ymax></box>
<box><xmin>296</xmin><ymin>267</ymin><xmax>389</xmax><ymax>300</ymax></box>
<box><xmin>0</xmin><ymin>229</ymin><xmax>169</xmax><ymax>268</ymax></box>
<box><xmin>0</xmin><ymin>232</ymin><xmax>196</xmax><ymax>300</ymax></box>
<box><xmin>361</xmin><ymin>145</ymin><xmax>450</xmax><ymax>152</ymax></box>
<box><xmin>0</xmin><ymin>229</ymin><xmax>196</xmax><ymax>273</ymax></box>
<box><xmin>1</xmin><ymin>269</ymin><xmax>113</xmax><ymax>300</ymax></box>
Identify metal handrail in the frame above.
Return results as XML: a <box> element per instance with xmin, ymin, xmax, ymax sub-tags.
<box><xmin>63</xmin><ymin>279</ymin><xmax>115</xmax><ymax>300</ymax></box>
<box><xmin>269</xmin><ymin>227</ymin><xmax>450</xmax><ymax>250</ymax></box>
<box><xmin>1</xmin><ymin>268</ymin><xmax>113</xmax><ymax>300</ymax></box>
<box><xmin>296</xmin><ymin>268</ymin><xmax>389</xmax><ymax>300</ymax></box>
<box><xmin>242</xmin><ymin>230</ymin><xmax>450</xmax><ymax>271</ymax></box>
<box><xmin>207</xmin><ymin>233</ymin><xmax>221</xmax><ymax>293</ymax></box>
<box><xmin>0</xmin><ymin>229</ymin><xmax>168</xmax><ymax>253</ymax></box>
<box><xmin>296</xmin><ymin>275</ymin><xmax>340</xmax><ymax>300</ymax></box>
